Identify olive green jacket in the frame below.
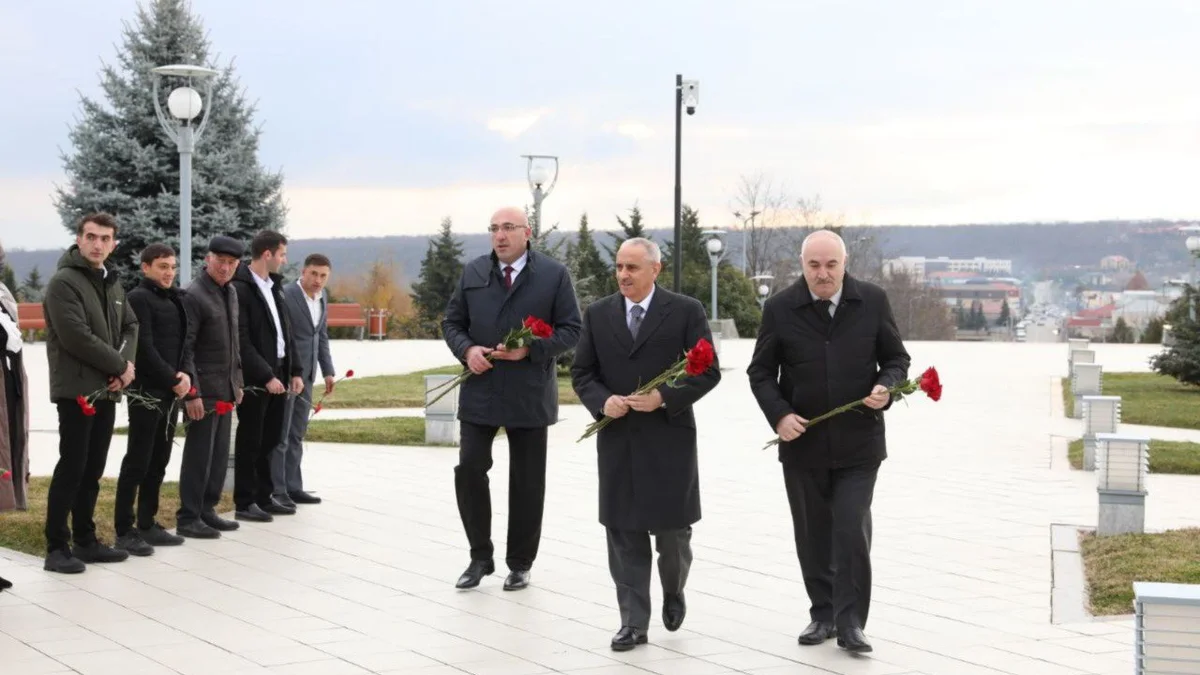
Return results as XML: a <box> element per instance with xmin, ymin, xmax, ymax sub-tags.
<box><xmin>43</xmin><ymin>246</ymin><xmax>138</xmax><ymax>402</ymax></box>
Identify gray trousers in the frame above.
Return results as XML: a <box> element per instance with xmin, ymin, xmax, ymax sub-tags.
<box><xmin>605</xmin><ymin>527</ymin><xmax>693</xmax><ymax>630</ymax></box>
<box><xmin>272</xmin><ymin>378</ymin><xmax>312</xmax><ymax>496</ymax></box>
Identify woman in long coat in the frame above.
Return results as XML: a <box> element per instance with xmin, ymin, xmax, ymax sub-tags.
<box><xmin>0</xmin><ymin>243</ymin><xmax>30</xmax><ymax>592</ymax></box>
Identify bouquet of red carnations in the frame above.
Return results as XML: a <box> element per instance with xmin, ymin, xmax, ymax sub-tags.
<box><xmin>426</xmin><ymin>316</ymin><xmax>554</xmax><ymax>407</ymax></box>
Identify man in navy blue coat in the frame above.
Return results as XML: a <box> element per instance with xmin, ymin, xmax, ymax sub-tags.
<box><xmin>442</xmin><ymin>206</ymin><xmax>581</xmax><ymax>592</ymax></box>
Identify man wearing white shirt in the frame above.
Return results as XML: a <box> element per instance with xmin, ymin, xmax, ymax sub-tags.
<box><xmin>274</xmin><ymin>254</ymin><xmax>336</xmax><ymax>507</ymax></box>
<box><xmin>230</xmin><ymin>231</ymin><xmax>303</xmax><ymax>523</ymax></box>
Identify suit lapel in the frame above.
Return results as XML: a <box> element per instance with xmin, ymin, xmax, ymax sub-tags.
<box><xmin>630</xmin><ymin>288</ymin><xmax>674</xmax><ymax>355</ymax></box>
<box><xmin>829</xmin><ymin>277</ymin><xmax>865</xmax><ymax>337</ymax></box>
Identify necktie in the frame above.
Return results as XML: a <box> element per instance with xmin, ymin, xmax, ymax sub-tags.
<box><xmin>629</xmin><ymin>304</ymin><xmax>644</xmax><ymax>339</ymax></box>
<box><xmin>815</xmin><ymin>299</ymin><xmax>834</xmax><ymax>321</ymax></box>
<box><xmin>504</xmin><ymin>265</ymin><xmax>514</xmax><ymax>290</ymax></box>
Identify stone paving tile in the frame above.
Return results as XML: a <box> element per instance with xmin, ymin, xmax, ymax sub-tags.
<box><xmin>3</xmin><ymin>341</ymin><xmax>1197</xmax><ymax>674</ymax></box>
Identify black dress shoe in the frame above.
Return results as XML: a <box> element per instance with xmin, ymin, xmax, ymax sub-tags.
<box><xmin>177</xmin><ymin>521</ymin><xmax>221</xmax><ymax>539</ymax></box>
<box><xmin>73</xmin><ymin>540</ymin><xmax>129</xmax><ymax>563</ymax></box>
<box><xmin>235</xmin><ymin>504</ymin><xmax>274</xmax><ymax>522</ymax></box>
<box><xmin>258</xmin><ymin>498</ymin><xmax>296</xmax><ymax>515</ymax></box>
<box><xmin>139</xmin><ymin>524</ymin><xmax>185</xmax><ymax>546</ymax></box>
<box><xmin>455</xmin><ymin>560</ymin><xmax>495</xmax><ymax>589</ymax></box>
<box><xmin>837</xmin><ymin>626</ymin><xmax>873</xmax><ymax>653</ymax></box>
<box><xmin>797</xmin><ymin>620</ymin><xmax>836</xmax><ymax>645</ymax></box>
<box><xmin>503</xmin><ymin>570</ymin><xmax>531</xmax><ymax>591</ymax></box>
<box><xmin>610</xmin><ymin>626</ymin><xmax>648</xmax><ymax>652</ymax></box>
<box><xmin>43</xmin><ymin>549</ymin><xmax>86</xmax><ymax>574</ymax></box>
<box><xmin>663</xmin><ymin>592</ymin><xmax>686</xmax><ymax>631</ymax></box>
<box><xmin>201</xmin><ymin>511</ymin><xmax>239</xmax><ymax>531</ymax></box>
<box><xmin>289</xmin><ymin>490</ymin><xmax>322</xmax><ymax>504</ymax></box>
<box><xmin>273</xmin><ymin>493</ymin><xmax>297</xmax><ymax>509</ymax></box>
<box><xmin>114</xmin><ymin>531</ymin><xmax>154</xmax><ymax>557</ymax></box>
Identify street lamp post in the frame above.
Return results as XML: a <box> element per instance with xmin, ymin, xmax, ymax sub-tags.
<box><xmin>150</xmin><ymin>64</ymin><xmax>218</xmax><ymax>285</ymax></box>
<box><xmin>1186</xmin><ymin>234</ymin><xmax>1200</xmax><ymax>322</ymax></box>
<box><xmin>703</xmin><ymin>230</ymin><xmax>725</xmax><ymax>320</ymax></box>
<box><xmin>522</xmin><ymin>155</ymin><xmax>559</xmax><ymax>241</ymax></box>
<box><xmin>673</xmin><ymin>75</ymin><xmax>699</xmax><ymax>292</ymax></box>
<box><xmin>734</xmin><ymin>210</ymin><xmax>761</xmax><ymax>275</ymax></box>
<box><xmin>751</xmin><ymin>272</ymin><xmax>774</xmax><ymax>309</ymax></box>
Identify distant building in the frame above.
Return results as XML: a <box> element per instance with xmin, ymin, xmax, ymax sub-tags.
<box><xmin>934</xmin><ymin>281</ymin><xmax>1022</xmax><ymax>319</ymax></box>
<box><xmin>883</xmin><ymin>256</ymin><xmax>1013</xmax><ymax>283</ymax></box>
<box><xmin>1101</xmin><ymin>255</ymin><xmax>1133</xmax><ymax>271</ymax></box>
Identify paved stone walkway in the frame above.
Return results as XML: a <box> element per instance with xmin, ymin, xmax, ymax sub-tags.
<box><xmin>2</xmin><ymin>340</ymin><xmax>1196</xmax><ymax>674</ymax></box>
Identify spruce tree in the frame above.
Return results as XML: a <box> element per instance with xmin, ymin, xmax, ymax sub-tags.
<box><xmin>0</xmin><ymin>263</ymin><xmax>15</xmax><ymax>297</ymax></box>
<box><xmin>996</xmin><ymin>300</ymin><xmax>1011</xmax><ymax>327</ymax></box>
<box><xmin>21</xmin><ymin>267</ymin><xmax>45</xmax><ymax>303</ymax></box>
<box><xmin>565</xmin><ymin>213</ymin><xmax>611</xmax><ymax>307</ymax></box>
<box><xmin>411</xmin><ymin>218</ymin><xmax>466</xmax><ymax>332</ymax></box>
<box><xmin>603</xmin><ymin>203</ymin><xmax>649</xmax><ymax>263</ymax></box>
<box><xmin>54</xmin><ymin>0</ymin><xmax>285</xmax><ymax>286</ymax></box>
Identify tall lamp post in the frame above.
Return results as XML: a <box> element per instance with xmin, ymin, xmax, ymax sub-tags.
<box><xmin>1186</xmin><ymin>233</ymin><xmax>1200</xmax><ymax>321</ymax></box>
<box><xmin>703</xmin><ymin>229</ymin><xmax>725</xmax><ymax>320</ymax></box>
<box><xmin>734</xmin><ymin>210</ymin><xmax>761</xmax><ymax>275</ymax></box>
<box><xmin>751</xmin><ymin>272</ymin><xmax>774</xmax><ymax>309</ymax></box>
<box><xmin>151</xmin><ymin>64</ymin><xmax>218</xmax><ymax>285</ymax></box>
<box><xmin>673</xmin><ymin>75</ymin><xmax>699</xmax><ymax>292</ymax></box>
<box><xmin>522</xmin><ymin>155</ymin><xmax>559</xmax><ymax>240</ymax></box>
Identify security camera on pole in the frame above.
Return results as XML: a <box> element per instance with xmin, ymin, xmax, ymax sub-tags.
<box><xmin>673</xmin><ymin>75</ymin><xmax>699</xmax><ymax>292</ymax></box>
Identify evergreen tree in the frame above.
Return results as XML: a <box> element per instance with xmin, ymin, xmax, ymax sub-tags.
<box><xmin>564</xmin><ymin>213</ymin><xmax>610</xmax><ymax>308</ymax></box>
<box><xmin>1142</xmin><ymin>317</ymin><xmax>1165</xmax><ymax>344</ymax></box>
<box><xmin>54</xmin><ymin>0</ymin><xmax>285</xmax><ymax>286</ymax></box>
<box><xmin>996</xmin><ymin>300</ymin><xmax>1011</xmax><ymax>327</ymax></box>
<box><xmin>1151</xmin><ymin>319</ymin><xmax>1200</xmax><ymax>386</ymax></box>
<box><xmin>602</xmin><ymin>203</ymin><xmax>649</xmax><ymax>264</ymax></box>
<box><xmin>1111</xmin><ymin>317</ymin><xmax>1135</xmax><ymax>343</ymax></box>
<box><xmin>20</xmin><ymin>267</ymin><xmax>45</xmax><ymax>303</ymax></box>
<box><xmin>410</xmin><ymin>217</ymin><xmax>466</xmax><ymax>333</ymax></box>
<box><xmin>528</xmin><ymin>205</ymin><xmax>565</xmax><ymax>261</ymax></box>
<box><xmin>0</xmin><ymin>264</ymin><xmax>15</xmax><ymax>297</ymax></box>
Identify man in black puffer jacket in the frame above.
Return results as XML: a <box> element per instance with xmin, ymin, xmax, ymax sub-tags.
<box><xmin>113</xmin><ymin>244</ymin><xmax>191</xmax><ymax>556</ymax></box>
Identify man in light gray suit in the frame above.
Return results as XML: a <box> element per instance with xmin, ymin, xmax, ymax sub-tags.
<box><xmin>273</xmin><ymin>253</ymin><xmax>336</xmax><ymax>507</ymax></box>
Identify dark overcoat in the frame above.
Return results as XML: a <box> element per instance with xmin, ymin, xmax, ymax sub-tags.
<box><xmin>571</xmin><ymin>286</ymin><xmax>721</xmax><ymax>531</ymax></box>
<box><xmin>746</xmin><ymin>275</ymin><xmax>910</xmax><ymax>469</ymax></box>
<box><xmin>442</xmin><ymin>247</ymin><xmax>581</xmax><ymax>428</ymax></box>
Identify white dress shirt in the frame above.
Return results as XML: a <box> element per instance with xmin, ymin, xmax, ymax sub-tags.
<box><xmin>298</xmin><ymin>280</ymin><xmax>321</xmax><ymax>328</ymax></box>
<box><xmin>811</xmin><ymin>286</ymin><xmax>843</xmax><ymax>316</ymax></box>
<box><xmin>624</xmin><ymin>285</ymin><xmax>655</xmax><ymax>326</ymax></box>
<box><xmin>498</xmin><ymin>251</ymin><xmax>529</xmax><ymax>283</ymax></box>
<box><xmin>252</xmin><ymin>269</ymin><xmax>286</xmax><ymax>358</ymax></box>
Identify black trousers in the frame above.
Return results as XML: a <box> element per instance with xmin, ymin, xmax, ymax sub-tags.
<box><xmin>783</xmin><ymin>461</ymin><xmax>879</xmax><ymax>631</ymax></box>
<box><xmin>114</xmin><ymin>401</ymin><xmax>178</xmax><ymax>535</ymax></box>
<box><xmin>454</xmin><ymin>421</ymin><xmax>547</xmax><ymax>571</ymax></box>
<box><xmin>175</xmin><ymin>402</ymin><xmax>232</xmax><ymax>525</ymax></box>
<box><xmin>45</xmin><ymin>399</ymin><xmax>116</xmax><ymax>553</ymax></box>
<box><xmin>233</xmin><ymin>385</ymin><xmax>287</xmax><ymax>510</ymax></box>
<box><xmin>606</xmin><ymin>527</ymin><xmax>693</xmax><ymax>630</ymax></box>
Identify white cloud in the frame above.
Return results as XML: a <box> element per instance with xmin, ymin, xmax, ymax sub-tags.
<box><xmin>485</xmin><ymin>108</ymin><xmax>550</xmax><ymax>139</ymax></box>
<box><xmin>602</xmin><ymin>121</ymin><xmax>655</xmax><ymax>140</ymax></box>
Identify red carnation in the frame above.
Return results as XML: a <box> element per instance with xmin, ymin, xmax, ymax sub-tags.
<box><xmin>919</xmin><ymin>367</ymin><xmax>942</xmax><ymax>402</ymax></box>
<box><xmin>684</xmin><ymin>338</ymin><xmax>715</xmax><ymax>376</ymax></box>
<box><xmin>344</xmin><ymin>370</ymin><xmax>354</xmax><ymax>378</ymax></box>
<box><xmin>214</xmin><ymin>401</ymin><xmax>234</xmax><ymax>416</ymax></box>
<box><xmin>1</xmin><ymin>470</ymin><xmax>11</xmax><ymax>482</ymax></box>
<box><xmin>523</xmin><ymin>316</ymin><xmax>554</xmax><ymax>339</ymax></box>
<box><xmin>314</xmin><ymin>403</ymin><xmax>323</xmax><ymax>414</ymax></box>
<box><xmin>188</xmin><ymin>386</ymin><xmax>197</xmax><ymax>397</ymax></box>
<box><xmin>76</xmin><ymin>395</ymin><xmax>87</xmax><ymax>407</ymax></box>
<box><xmin>76</xmin><ymin>395</ymin><xmax>97</xmax><ymax>417</ymax></box>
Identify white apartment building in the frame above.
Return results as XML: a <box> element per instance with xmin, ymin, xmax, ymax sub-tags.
<box><xmin>882</xmin><ymin>256</ymin><xmax>1014</xmax><ymax>282</ymax></box>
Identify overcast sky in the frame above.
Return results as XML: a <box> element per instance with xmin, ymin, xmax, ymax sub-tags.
<box><xmin>3</xmin><ymin>0</ymin><xmax>1199</xmax><ymax>250</ymax></box>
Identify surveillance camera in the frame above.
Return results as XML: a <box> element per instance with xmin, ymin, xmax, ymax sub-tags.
<box><xmin>681</xmin><ymin>79</ymin><xmax>699</xmax><ymax>116</ymax></box>
<box><xmin>686</xmin><ymin>105</ymin><xmax>696</xmax><ymax>116</ymax></box>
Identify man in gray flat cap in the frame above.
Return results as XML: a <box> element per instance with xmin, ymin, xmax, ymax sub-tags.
<box><xmin>174</xmin><ymin>236</ymin><xmax>245</xmax><ymax>539</ymax></box>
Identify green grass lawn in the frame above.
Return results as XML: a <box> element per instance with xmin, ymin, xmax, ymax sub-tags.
<box><xmin>322</xmin><ymin>366</ymin><xmax>580</xmax><ymax>408</ymax></box>
<box><xmin>1063</xmin><ymin>372</ymin><xmax>1200</xmax><ymax>429</ymax></box>
<box><xmin>1080</xmin><ymin>528</ymin><xmax>1200</xmax><ymax>615</ymax></box>
<box><xmin>0</xmin><ymin>477</ymin><xmax>234</xmax><ymax>557</ymax></box>
<box><xmin>1068</xmin><ymin>438</ymin><xmax>1200</xmax><ymax>474</ymax></box>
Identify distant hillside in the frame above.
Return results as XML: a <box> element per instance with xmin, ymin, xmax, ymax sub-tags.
<box><xmin>4</xmin><ymin>219</ymin><xmax>1196</xmax><ymax>288</ymax></box>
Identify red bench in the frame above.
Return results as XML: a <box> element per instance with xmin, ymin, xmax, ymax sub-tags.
<box><xmin>327</xmin><ymin>302</ymin><xmax>367</xmax><ymax>340</ymax></box>
<box><xmin>17</xmin><ymin>303</ymin><xmax>45</xmax><ymax>331</ymax></box>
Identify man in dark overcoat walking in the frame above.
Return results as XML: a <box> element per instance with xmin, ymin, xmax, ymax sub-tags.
<box><xmin>571</xmin><ymin>237</ymin><xmax>721</xmax><ymax>652</ymax></box>
<box><xmin>442</xmin><ymin>206</ymin><xmax>581</xmax><ymax>591</ymax></box>
<box><xmin>747</xmin><ymin>229</ymin><xmax>910</xmax><ymax>654</ymax></box>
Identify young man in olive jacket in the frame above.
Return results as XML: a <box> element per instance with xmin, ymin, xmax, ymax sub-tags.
<box><xmin>442</xmin><ymin>206</ymin><xmax>581</xmax><ymax>592</ymax></box>
<box><xmin>113</xmin><ymin>244</ymin><xmax>191</xmax><ymax>556</ymax></box>
<box><xmin>42</xmin><ymin>213</ymin><xmax>139</xmax><ymax>574</ymax></box>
